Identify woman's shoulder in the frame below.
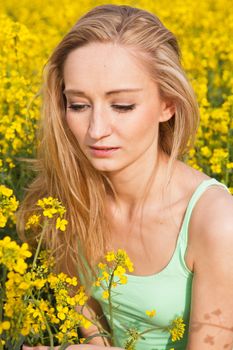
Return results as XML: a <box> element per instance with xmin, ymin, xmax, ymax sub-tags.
<box><xmin>174</xmin><ymin>159</ymin><xmax>229</xmax><ymax>199</ymax></box>
<box><xmin>177</xmin><ymin>162</ymin><xmax>233</xmax><ymax>257</ymax></box>
<box><xmin>175</xmin><ymin>160</ymin><xmax>233</xmax><ymax>235</ymax></box>
<box><xmin>190</xmin><ymin>184</ymin><xmax>233</xmax><ymax>275</ymax></box>
<box><xmin>191</xmin><ymin>184</ymin><xmax>233</xmax><ymax>244</ymax></box>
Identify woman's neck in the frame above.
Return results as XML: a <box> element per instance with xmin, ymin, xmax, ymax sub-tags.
<box><xmin>105</xmin><ymin>151</ymin><xmax>173</xmax><ymax>220</ymax></box>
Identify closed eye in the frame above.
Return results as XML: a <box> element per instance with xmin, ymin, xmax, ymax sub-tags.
<box><xmin>112</xmin><ymin>104</ymin><xmax>136</xmax><ymax>112</ymax></box>
<box><xmin>67</xmin><ymin>104</ymin><xmax>136</xmax><ymax>113</ymax></box>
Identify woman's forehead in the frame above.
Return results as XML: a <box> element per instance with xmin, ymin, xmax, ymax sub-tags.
<box><xmin>63</xmin><ymin>42</ymin><xmax>156</xmax><ymax>96</ymax></box>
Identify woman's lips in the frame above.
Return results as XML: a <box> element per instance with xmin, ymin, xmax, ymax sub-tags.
<box><xmin>89</xmin><ymin>146</ymin><xmax>120</xmax><ymax>157</ymax></box>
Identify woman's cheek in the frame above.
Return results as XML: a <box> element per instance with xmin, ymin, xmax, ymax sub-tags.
<box><xmin>66</xmin><ymin>113</ymin><xmax>85</xmax><ymax>141</ymax></box>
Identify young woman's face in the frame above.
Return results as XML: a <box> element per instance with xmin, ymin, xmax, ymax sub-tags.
<box><xmin>63</xmin><ymin>42</ymin><xmax>173</xmax><ymax>173</ymax></box>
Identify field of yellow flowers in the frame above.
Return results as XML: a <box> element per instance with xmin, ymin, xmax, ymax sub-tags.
<box><xmin>0</xmin><ymin>0</ymin><xmax>233</xmax><ymax>238</ymax></box>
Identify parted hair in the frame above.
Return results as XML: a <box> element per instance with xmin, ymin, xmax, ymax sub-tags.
<box><xmin>17</xmin><ymin>4</ymin><xmax>199</xmax><ymax>291</ymax></box>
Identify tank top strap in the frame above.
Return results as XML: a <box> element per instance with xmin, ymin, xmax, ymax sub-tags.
<box><xmin>179</xmin><ymin>178</ymin><xmax>230</xmax><ymax>247</ymax></box>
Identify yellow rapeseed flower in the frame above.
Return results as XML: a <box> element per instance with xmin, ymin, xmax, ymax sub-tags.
<box><xmin>0</xmin><ymin>185</ymin><xmax>13</xmax><ymax>197</ymax></box>
<box><xmin>0</xmin><ymin>321</ymin><xmax>11</xmax><ymax>334</ymax></box>
<box><xmin>119</xmin><ymin>275</ymin><xmax>128</xmax><ymax>284</ymax></box>
<box><xmin>169</xmin><ymin>317</ymin><xmax>185</xmax><ymax>342</ymax></box>
<box><xmin>0</xmin><ymin>186</ymin><xmax>18</xmax><ymax>227</ymax></box>
<box><xmin>114</xmin><ymin>265</ymin><xmax>126</xmax><ymax>277</ymax></box>
<box><xmin>102</xmin><ymin>290</ymin><xmax>109</xmax><ymax>299</ymax></box>
<box><xmin>145</xmin><ymin>309</ymin><xmax>156</xmax><ymax>318</ymax></box>
<box><xmin>56</xmin><ymin>217</ymin><xmax>68</xmax><ymax>231</ymax></box>
<box><xmin>105</xmin><ymin>251</ymin><xmax>115</xmax><ymax>262</ymax></box>
<box><xmin>25</xmin><ymin>214</ymin><xmax>41</xmax><ymax>230</ymax></box>
<box><xmin>98</xmin><ymin>262</ymin><xmax>107</xmax><ymax>270</ymax></box>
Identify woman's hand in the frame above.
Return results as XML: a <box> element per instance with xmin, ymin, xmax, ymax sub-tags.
<box><xmin>22</xmin><ymin>344</ymin><xmax>124</xmax><ymax>349</ymax></box>
<box><xmin>22</xmin><ymin>346</ymin><xmax>60</xmax><ymax>350</ymax></box>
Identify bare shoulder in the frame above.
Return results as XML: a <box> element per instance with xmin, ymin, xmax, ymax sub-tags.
<box><xmin>174</xmin><ymin>160</ymin><xmax>233</xmax><ymax>257</ymax></box>
<box><xmin>188</xmin><ymin>176</ymin><xmax>233</xmax><ymax>264</ymax></box>
<box><xmin>190</xmin><ymin>179</ymin><xmax>233</xmax><ymax>236</ymax></box>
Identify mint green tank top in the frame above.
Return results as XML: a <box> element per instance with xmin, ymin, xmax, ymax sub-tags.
<box><xmin>91</xmin><ymin>178</ymin><xmax>230</xmax><ymax>350</ymax></box>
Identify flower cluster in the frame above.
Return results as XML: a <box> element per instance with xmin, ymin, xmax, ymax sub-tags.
<box><xmin>0</xmin><ymin>195</ymin><xmax>94</xmax><ymax>349</ymax></box>
<box><xmin>25</xmin><ymin>196</ymin><xmax>68</xmax><ymax>232</ymax></box>
<box><xmin>168</xmin><ymin>316</ymin><xmax>186</xmax><ymax>342</ymax></box>
<box><xmin>123</xmin><ymin>313</ymin><xmax>186</xmax><ymax>350</ymax></box>
<box><xmin>93</xmin><ymin>249</ymin><xmax>134</xmax><ymax>300</ymax></box>
<box><xmin>0</xmin><ymin>236</ymin><xmax>31</xmax><ymax>273</ymax></box>
<box><xmin>0</xmin><ymin>185</ymin><xmax>18</xmax><ymax>228</ymax></box>
<box><xmin>1</xmin><ymin>244</ymin><xmax>91</xmax><ymax>349</ymax></box>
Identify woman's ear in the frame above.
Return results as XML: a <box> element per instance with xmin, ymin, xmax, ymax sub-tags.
<box><xmin>159</xmin><ymin>99</ymin><xmax>176</xmax><ymax>122</ymax></box>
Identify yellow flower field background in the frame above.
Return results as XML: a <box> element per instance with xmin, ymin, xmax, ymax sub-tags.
<box><xmin>0</xmin><ymin>0</ymin><xmax>233</xmax><ymax>238</ymax></box>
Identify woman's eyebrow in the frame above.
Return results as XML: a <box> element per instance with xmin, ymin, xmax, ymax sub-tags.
<box><xmin>63</xmin><ymin>88</ymin><xmax>143</xmax><ymax>96</ymax></box>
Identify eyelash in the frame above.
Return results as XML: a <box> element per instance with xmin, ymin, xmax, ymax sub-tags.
<box><xmin>67</xmin><ymin>104</ymin><xmax>136</xmax><ymax>113</ymax></box>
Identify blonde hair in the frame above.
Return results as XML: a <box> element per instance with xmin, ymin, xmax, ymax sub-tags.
<box><xmin>17</xmin><ymin>4</ymin><xmax>199</xmax><ymax>291</ymax></box>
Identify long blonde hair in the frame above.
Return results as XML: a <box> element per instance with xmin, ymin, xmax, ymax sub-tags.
<box><xmin>17</xmin><ymin>4</ymin><xmax>199</xmax><ymax>291</ymax></box>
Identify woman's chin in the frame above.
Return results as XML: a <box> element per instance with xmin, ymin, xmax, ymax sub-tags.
<box><xmin>88</xmin><ymin>159</ymin><xmax>120</xmax><ymax>173</ymax></box>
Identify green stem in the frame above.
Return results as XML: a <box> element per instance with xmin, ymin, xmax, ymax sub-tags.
<box><xmin>30</xmin><ymin>293</ymin><xmax>54</xmax><ymax>349</ymax></box>
<box><xmin>108</xmin><ymin>265</ymin><xmax>117</xmax><ymax>346</ymax></box>
<box><xmin>0</xmin><ymin>266</ymin><xmax>7</xmax><ymax>323</ymax></box>
<box><xmin>124</xmin><ymin>324</ymin><xmax>170</xmax><ymax>349</ymax></box>
<box><xmin>138</xmin><ymin>325</ymin><xmax>168</xmax><ymax>337</ymax></box>
<box><xmin>83</xmin><ymin>332</ymin><xmax>110</xmax><ymax>344</ymax></box>
<box><xmin>32</xmin><ymin>221</ymin><xmax>48</xmax><ymax>270</ymax></box>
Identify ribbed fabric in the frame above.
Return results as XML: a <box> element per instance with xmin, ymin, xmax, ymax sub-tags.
<box><xmin>91</xmin><ymin>178</ymin><xmax>230</xmax><ymax>350</ymax></box>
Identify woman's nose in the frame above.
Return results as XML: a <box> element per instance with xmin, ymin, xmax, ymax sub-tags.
<box><xmin>88</xmin><ymin>113</ymin><xmax>112</xmax><ymax>140</ymax></box>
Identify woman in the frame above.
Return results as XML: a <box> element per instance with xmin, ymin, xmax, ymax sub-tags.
<box><xmin>19</xmin><ymin>4</ymin><xmax>233</xmax><ymax>350</ymax></box>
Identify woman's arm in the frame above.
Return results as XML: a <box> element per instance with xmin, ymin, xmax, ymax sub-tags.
<box><xmin>22</xmin><ymin>345</ymin><xmax>124</xmax><ymax>350</ymax></box>
<box><xmin>186</xmin><ymin>188</ymin><xmax>233</xmax><ymax>349</ymax></box>
<box><xmin>76</xmin><ymin>296</ymin><xmax>112</xmax><ymax>346</ymax></box>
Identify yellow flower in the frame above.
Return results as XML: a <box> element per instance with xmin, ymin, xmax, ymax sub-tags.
<box><xmin>57</xmin><ymin>305</ymin><xmax>68</xmax><ymax>320</ymax></box>
<box><xmin>145</xmin><ymin>309</ymin><xmax>156</xmax><ymax>318</ymax></box>
<box><xmin>119</xmin><ymin>275</ymin><xmax>128</xmax><ymax>284</ymax></box>
<box><xmin>25</xmin><ymin>214</ymin><xmax>41</xmax><ymax>230</ymax></box>
<box><xmin>114</xmin><ymin>265</ymin><xmax>126</xmax><ymax>277</ymax></box>
<box><xmin>0</xmin><ymin>236</ymin><xmax>31</xmax><ymax>273</ymax></box>
<box><xmin>105</xmin><ymin>251</ymin><xmax>115</xmax><ymax>262</ymax></box>
<box><xmin>33</xmin><ymin>279</ymin><xmax>46</xmax><ymax>289</ymax></box>
<box><xmin>0</xmin><ymin>321</ymin><xmax>11</xmax><ymax>334</ymax></box>
<box><xmin>43</xmin><ymin>207</ymin><xmax>57</xmax><ymax>218</ymax></box>
<box><xmin>0</xmin><ymin>212</ymin><xmax>7</xmax><ymax>228</ymax></box>
<box><xmin>37</xmin><ymin>197</ymin><xmax>66</xmax><ymax>218</ymax></box>
<box><xmin>114</xmin><ymin>249</ymin><xmax>134</xmax><ymax>272</ymax></box>
<box><xmin>102</xmin><ymin>271</ymin><xmax>110</xmax><ymax>281</ymax></box>
<box><xmin>0</xmin><ymin>185</ymin><xmax>13</xmax><ymax>197</ymax></box>
<box><xmin>19</xmin><ymin>281</ymin><xmax>30</xmax><ymax>290</ymax></box>
<box><xmin>0</xmin><ymin>186</ymin><xmax>18</xmax><ymax>227</ymax></box>
<box><xmin>65</xmin><ymin>276</ymin><xmax>78</xmax><ymax>286</ymax></box>
<box><xmin>169</xmin><ymin>317</ymin><xmax>185</xmax><ymax>342</ymax></box>
<box><xmin>102</xmin><ymin>290</ymin><xmax>109</xmax><ymax>299</ymax></box>
<box><xmin>227</xmin><ymin>162</ymin><xmax>233</xmax><ymax>169</ymax></box>
<box><xmin>200</xmin><ymin>146</ymin><xmax>212</xmax><ymax>158</ymax></box>
<box><xmin>73</xmin><ymin>287</ymin><xmax>88</xmax><ymax>306</ymax></box>
<box><xmin>98</xmin><ymin>262</ymin><xmax>107</xmax><ymax>270</ymax></box>
<box><xmin>66</xmin><ymin>296</ymin><xmax>76</xmax><ymax>306</ymax></box>
<box><xmin>56</xmin><ymin>217</ymin><xmax>68</xmax><ymax>231</ymax></box>
<box><xmin>93</xmin><ymin>278</ymin><xmax>101</xmax><ymax>287</ymax></box>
